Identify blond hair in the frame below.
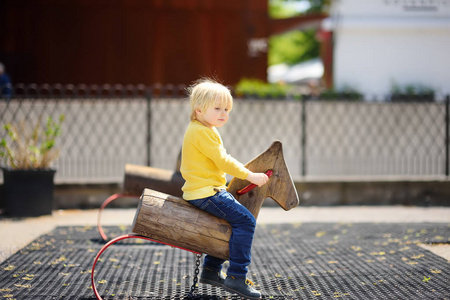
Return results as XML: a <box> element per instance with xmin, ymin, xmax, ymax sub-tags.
<box><xmin>187</xmin><ymin>78</ymin><xmax>233</xmax><ymax>121</ymax></box>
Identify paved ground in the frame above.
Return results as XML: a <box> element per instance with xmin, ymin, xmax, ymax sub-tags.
<box><xmin>1</xmin><ymin>205</ymin><xmax>450</xmax><ymax>264</ymax></box>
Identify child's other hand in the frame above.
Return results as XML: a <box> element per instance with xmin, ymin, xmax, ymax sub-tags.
<box><xmin>246</xmin><ymin>171</ymin><xmax>269</xmax><ymax>187</ymax></box>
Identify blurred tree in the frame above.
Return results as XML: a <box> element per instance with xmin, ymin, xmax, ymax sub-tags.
<box><xmin>305</xmin><ymin>0</ymin><xmax>331</xmax><ymax>13</ymax></box>
<box><xmin>269</xmin><ymin>29</ymin><xmax>319</xmax><ymax>66</ymax></box>
<box><xmin>269</xmin><ymin>0</ymin><xmax>301</xmax><ymax>18</ymax></box>
<box><xmin>269</xmin><ymin>0</ymin><xmax>330</xmax><ymax>17</ymax></box>
<box><xmin>268</xmin><ymin>0</ymin><xmax>327</xmax><ymax>66</ymax></box>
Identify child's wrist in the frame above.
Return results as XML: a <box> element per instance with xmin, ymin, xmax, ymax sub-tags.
<box><xmin>245</xmin><ymin>171</ymin><xmax>253</xmax><ymax>181</ymax></box>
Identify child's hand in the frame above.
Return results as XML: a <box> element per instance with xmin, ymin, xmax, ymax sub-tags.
<box><xmin>246</xmin><ymin>171</ymin><xmax>269</xmax><ymax>187</ymax></box>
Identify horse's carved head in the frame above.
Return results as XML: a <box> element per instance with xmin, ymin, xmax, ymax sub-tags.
<box><xmin>227</xmin><ymin>141</ymin><xmax>299</xmax><ymax>218</ymax></box>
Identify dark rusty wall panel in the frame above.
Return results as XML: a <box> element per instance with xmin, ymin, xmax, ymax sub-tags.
<box><xmin>0</xmin><ymin>0</ymin><xmax>268</xmax><ymax>86</ymax></box>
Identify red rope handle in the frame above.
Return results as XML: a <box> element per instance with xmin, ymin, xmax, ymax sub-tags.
<box><xmin>236</xmin><ymin>169</ymin><xmax>273</xmax><ymax>196</ymax></box>
<box><xmin>91</xmin><ymin>234</ymin><xmax>201</xmax><ymax>300</ymax></box>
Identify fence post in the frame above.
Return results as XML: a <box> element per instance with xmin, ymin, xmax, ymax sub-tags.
<box><xmin>146</xmin><ymin>90</ymin><xmax>152</xmax><ymax>166</ymax></box>
<box><xmin>301</xmin><ymin>97</ymin><xmax>307</xmax><ymax>176</ymax></box>
<box><xmin>446</xmin><ymin>95</ymin><xmax>449</xmax><ymax>176</ymax></box>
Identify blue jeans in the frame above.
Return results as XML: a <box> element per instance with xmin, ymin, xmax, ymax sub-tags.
<box><xmin>189</xmin><ymin>190</ymin><xmax>256</xmax><ymax>279</ymax></box>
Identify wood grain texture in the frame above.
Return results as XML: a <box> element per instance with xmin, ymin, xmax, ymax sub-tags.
<box><xmin>123</xmin><ymin>164</ymin><xmax>184</xmax><ymax>197</ymax></box>
<box><xmin>228</xmin><ymin>141</ymin><xmax>299</xmax><ymax>218</ymax></box>
<box><xmin>132</xmin><ymin>189</ymin><xmax>231</xmax><ymax>259</ymax></box>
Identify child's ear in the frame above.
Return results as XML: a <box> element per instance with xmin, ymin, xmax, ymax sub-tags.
<box><xmin>195</xmin><ymin>108</ymin><xmax>202</xmax><ymax>115</ymax></box>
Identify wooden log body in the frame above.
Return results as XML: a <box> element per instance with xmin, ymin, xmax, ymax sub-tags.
<box><xmin>132</xmin><ymin>188</ymin><xmax>231</xmax><ymax>260</ymax></box>
<box><xmin>123</xmin><ymin>164</ymin><xmax>184</xmax><ymax>198</ymax></box>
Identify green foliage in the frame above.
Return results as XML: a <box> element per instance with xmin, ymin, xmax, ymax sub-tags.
<box><xmin>390</xmin><ymin>83</ymin><xmax>435</xmax><ymax>101</ymax></box>
<box><xmin>268</xmin><ymin>1</ymin><xmax>323</xmax><ymax>67</ymax></box>
<box><xmin>305</xmin><ymin>0</ymin><xmax>331</xmax><ymax>13</ymax></box>
<box><xmin>269</xmin><ymin>0</ymin><xmax>300</xmax><ymax>19</ymax></box>
<box><xmin>0</xmin><ymin>115</ymin><xmax>65</xmax><ymax>169</ymax></box>
<box><xmin>391</xmin><ymin>83</ymin><xmax>434</xmax><ymax>96</ymax></box>
<box><xmin>269</xmin><ymin>0</ymin><xmax>330</xmax><ymax>18</ymax></box>
<box><xmin>235</xmin><ymin>78</ymin><xmax>297</xmax><ymax>99</ymax></box>
<box><xmin>269</xmin><ymin>29</ymin><xmax>320</xmax><ymax>66</ymax></box>
<box><xmin>319</xmin><ymin>87</ymin><xmax>363</xmax><ymax>101</ymax></box>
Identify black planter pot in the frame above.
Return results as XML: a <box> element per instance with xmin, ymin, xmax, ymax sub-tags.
<box><xmin>2</xmin><ymin>168</ymin><xmax>56</xmax><ymax>217</ymax></box>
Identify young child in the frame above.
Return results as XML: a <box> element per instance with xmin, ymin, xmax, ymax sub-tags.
<box><xmin>180</xmin><ymin>78</ymin><xmax>269</xmax><ymax>299</ymax></box>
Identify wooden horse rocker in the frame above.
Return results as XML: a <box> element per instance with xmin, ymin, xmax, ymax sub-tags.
<box><xmin>91</xmin><ymin>141</ymin><xmax>299</xmax><ymax>299</ymax></box>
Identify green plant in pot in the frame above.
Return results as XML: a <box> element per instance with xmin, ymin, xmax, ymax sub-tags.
<box><xmin>0</xmin><ymin>115</ymin><xmax>64</xmax><ymax>217</ymax></box>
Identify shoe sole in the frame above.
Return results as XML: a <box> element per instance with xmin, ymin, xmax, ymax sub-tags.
<box><xmin>199</xmin><ymin>278</ymin><xmax>224</xmax><ymax>288</ymax></box>
<box><xmin>221</xmin><ymin>284</ymin><xmax>261</xmax><ymax>299</ymax></box>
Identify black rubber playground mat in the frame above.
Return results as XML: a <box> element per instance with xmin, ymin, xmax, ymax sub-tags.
<box><xmin>1</xmin><ymin>223</ymin><xmax>449</xmax><ymax>299</ymax></box>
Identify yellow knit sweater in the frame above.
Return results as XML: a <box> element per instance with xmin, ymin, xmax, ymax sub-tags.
<box><xmin>180</xmin><ymin>120</ymin><xmax>249</xmax><ymax>200</ymax></box>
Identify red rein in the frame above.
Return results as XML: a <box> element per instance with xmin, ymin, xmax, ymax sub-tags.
<box><xmin>236</xmin><ymin>169</ymin><xmax>273</xmax><ymax>196</ymax></box>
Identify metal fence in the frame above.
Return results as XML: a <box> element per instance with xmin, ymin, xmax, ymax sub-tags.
<box><xmin>1</xmin><ymin>84</ymin><xmax>449</xmax><ymax>183</ymax></box>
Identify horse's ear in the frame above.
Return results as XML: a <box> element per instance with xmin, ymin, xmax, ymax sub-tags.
<box><xmin>228</xmin><ymin>141</ymin><xmax>299</xmax><ymax>217</ymax></box>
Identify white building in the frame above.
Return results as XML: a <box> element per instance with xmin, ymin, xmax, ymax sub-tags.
<box><xmin>327</xmin><ymin>0</ymin><xmax>450</xmax><ymax>99</ymax></box>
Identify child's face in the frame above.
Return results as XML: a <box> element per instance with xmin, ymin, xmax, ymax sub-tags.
<box><xmin>196</xmin><ymin>103</ymin><xmax>229</xmax><ymax>128</ymax></box>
